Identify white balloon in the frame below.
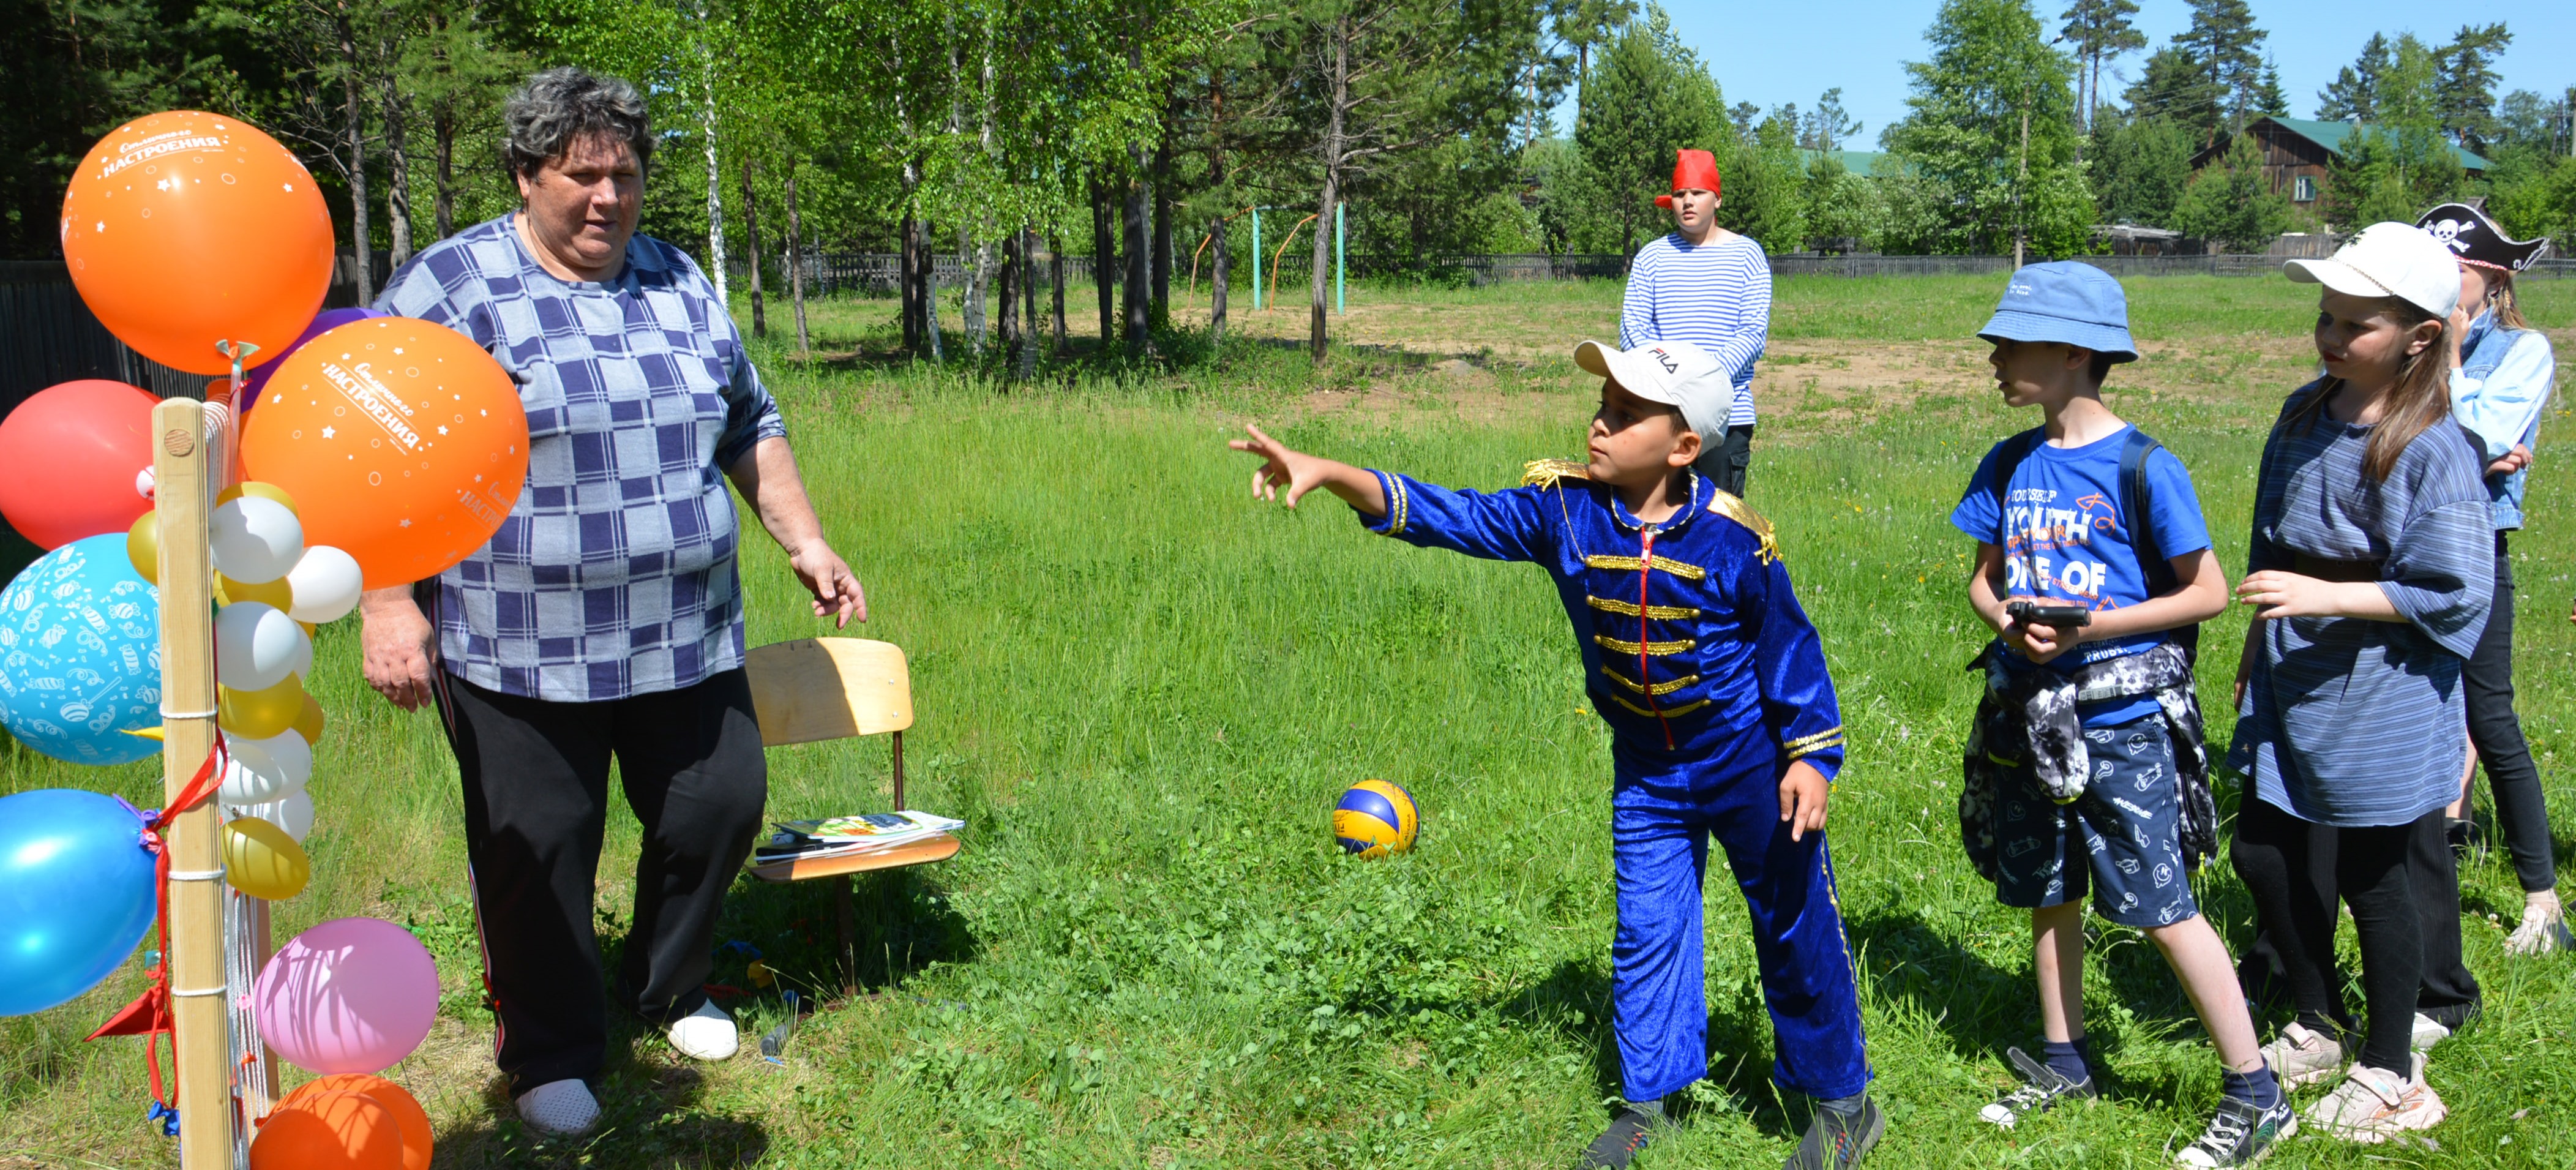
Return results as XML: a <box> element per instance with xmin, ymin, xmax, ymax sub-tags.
<box><xmin>285</xmin><ymin>546</ymin><xmax>363</xmax><ymax>624</ymax></box>
<box><xmin>225</xmin><ymin>790</ymin><xmax>315</xmax><ymax>843</ymax></box>
<box><xmin>214</xmin><ymin>602</ymin><xmax>304</xmax><ymax>691</ymax></box>
<box><xmin>209</xmin><ymin>497</ymin><xmax>304</xmax><ymax>584</ymax></box>
<box><xmin>288</xmin><ymin>625</ymin><xmax>313</xmax><ymax>680</ymax></box>
<box><xmin>219</xmin><ymin>730</ymin><xmax>312</xmax><ymax>805</ymax></box>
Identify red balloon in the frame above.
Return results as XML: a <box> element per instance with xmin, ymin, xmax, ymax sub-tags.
<box><xmin>60</xmin><ymin>111</ymin><xmax>335</xmax><ymax>375</ymax></box>
<box><xmin>0</xmin><ymin>380</ymin><xmax>159</xmax><ymax>549</ymax></box>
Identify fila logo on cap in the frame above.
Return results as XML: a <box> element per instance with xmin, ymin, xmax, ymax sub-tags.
<box><xmin>1647</xmin><ymin>347</ymin><xmax>1679</xmax><ymax>373</ymax></box>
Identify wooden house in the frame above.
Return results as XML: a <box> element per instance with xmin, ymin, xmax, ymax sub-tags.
<box><xmin>2190</xmin><ymin>117</ymin><xmax>2489</xmax><ymax>211</ymax></box>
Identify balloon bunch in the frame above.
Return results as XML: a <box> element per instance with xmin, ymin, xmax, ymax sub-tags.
<box><xmin>126</xmin><ymin>480</ymin><xmax>361</xmax><ymax>901</ymax></box>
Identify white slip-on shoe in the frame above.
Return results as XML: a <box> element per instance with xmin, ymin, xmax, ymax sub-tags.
<box><xmin>2409</xmin><ymin>1012</ymin><xmax>2451</xmax><ymax>1052</ymax></box>
<box><xmin>2504</xmin><ymin>893</ymin><xmax>2574</xmax><ymax>956</ymax></box>
<box><xmin>668</xmin><ymin>999</ymin><xmax>740</xmax><ymax>1061</ymax></box>
<box><xmin>515</xmin><ymin>1078</ymin><xmax>601</xmax><ymax>1138</ymax></box>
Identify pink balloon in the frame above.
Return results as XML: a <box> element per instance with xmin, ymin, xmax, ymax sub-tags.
<box><xmin>252</xmin><ymin>917</ymin><xmax>439</xmax><ymax>1076</ymax></box>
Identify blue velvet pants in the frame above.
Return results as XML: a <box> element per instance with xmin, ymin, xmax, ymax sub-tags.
<box><xmin>1611</xmin><ymin>746</ymin><xmax>1873</xmax><ymax>1103</ymax></box>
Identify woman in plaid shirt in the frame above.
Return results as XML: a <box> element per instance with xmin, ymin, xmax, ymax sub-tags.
<box><xmin>357</xmin><ymin>67</ymin><xmax>863</xmax><ymax>1138</ymax></box>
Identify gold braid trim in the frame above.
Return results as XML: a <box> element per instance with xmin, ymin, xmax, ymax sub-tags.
<box><xmin>1600</xmin><ymin>665</ymin><xmax>1700</xmax><ymax>696</ymax></box>
<box><xmin>1784</xmin><ymin>735</ymin><xmax>1846</xmax><ymax>760</ymax></box>
<box><xmin>1582</xmin><ymin>554</ymin><xmax>1708</xmax><ymax>580</ymax></box>
<box><xmin>1522</xmin><ymin>458</ymin><xmax>1592</xmax><ymax>489</ymax></box>
<box><xmin>1782</xmin><ymin>724</ymin><xmax>1846</xmax><ymax>751</ymax></box>
<box><xmin>1382</xmin><ymin>474</ymin><xmax>1410</xmax><ymax>536</ymax></box>
<box><xmin>1611</xmin><ymin>694</ymin><xmax>1711</xmax><ymax>719</ymax></box>
<box><xmin>1705</xmin><ymin>489</ymin><xmax>1780</xmax><ymax>564</ymax></box>
<box><xmin>1586</xmin><ymin>596</ymin><xmax>1701</xmax><ymax>620</ymax></box>
<box><xmin>1595</xmin><ymin>634</ymin><xmax>1694</xmax><ymax>656</ymax></box>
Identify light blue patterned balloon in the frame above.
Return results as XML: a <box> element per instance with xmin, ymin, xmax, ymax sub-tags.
<box><xmin>0</xmin><ymin>533</ymin><xmax>162</xmax><ymax>766</ymax></box>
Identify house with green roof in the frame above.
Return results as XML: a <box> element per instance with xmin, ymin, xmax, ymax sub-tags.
<box><xmin>2188</xmin><ymin>116</ymin><xmax>2488</xmax><ymax>211</ymax></box>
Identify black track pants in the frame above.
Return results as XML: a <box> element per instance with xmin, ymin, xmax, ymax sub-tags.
<box><xmin>2465</xmin><ymin>541</ymin><xmax>2559</xmax><ymax>893</ymax></box>
<box><xmin>435</xmin><ymin>669</ymin><xmax>768</xmax><ymax>1093</ymax></box>
<box><xmin>2231</xmin><ymin>798</ymin><xmax>2435</xmax><ymax>1074</ymax></box>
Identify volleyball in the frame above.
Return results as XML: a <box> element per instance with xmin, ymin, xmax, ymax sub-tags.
<box><xmin>1332</xmin><ymin>779</ymin><xmax>1419</xmax><ymax>858</ymax></box>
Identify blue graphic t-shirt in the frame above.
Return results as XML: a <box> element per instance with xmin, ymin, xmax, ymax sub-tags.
<box><xmin>1950</xmin><ymin>425</ymin><xmax>2212</xmax><ymax>725</ymax></box>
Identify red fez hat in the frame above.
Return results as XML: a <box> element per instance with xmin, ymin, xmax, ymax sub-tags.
<box><xmin>1653</xmin><ymin>149</ymin><xmax>1721</xmax><ymax>208</ymax></box>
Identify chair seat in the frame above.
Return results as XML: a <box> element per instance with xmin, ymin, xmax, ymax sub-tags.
<box><xmin>747</xmin><ymin>833</ymin><xmax>960</xmax><ymax>883</ymax></box>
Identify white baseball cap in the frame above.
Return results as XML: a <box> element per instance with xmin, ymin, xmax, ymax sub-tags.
<box><xmin>1572</xmin><ymin>339</ymin><xmax>1736</xmax><ymax>440</ymax></box>
<box><xmin>2285</xmin><ymin>222</ymin><xmax>2462</xmax><ymax>320</ymax></box>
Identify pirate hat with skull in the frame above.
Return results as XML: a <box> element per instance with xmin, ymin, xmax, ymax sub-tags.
<box><xmin>2414</xmin><ymin>203</ymin><xmax>2551</xmax><ymax>272</ymax></box>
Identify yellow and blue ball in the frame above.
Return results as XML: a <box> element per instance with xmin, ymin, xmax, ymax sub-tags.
<box><xmin>1333</xmin><ymin>779</ymin><xmax>1419</xmax><ymax>858</ymax></box>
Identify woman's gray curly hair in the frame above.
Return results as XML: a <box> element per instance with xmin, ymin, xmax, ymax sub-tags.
<box><xmin>503</xmin><ymin>66</ymin><xmax>653</xmax><ymax>179</ymax></box>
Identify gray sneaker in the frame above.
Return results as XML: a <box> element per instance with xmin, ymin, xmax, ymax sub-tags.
<box><xmin>2260</xmin><ymin>1022</ymin><xmax>2345</xmax><ymax>1090</ymax></box>
<box><xmin>1977</xmin><ymin>1047</ymin><xmax>2095</xmax><ymax>1128</ymax></box>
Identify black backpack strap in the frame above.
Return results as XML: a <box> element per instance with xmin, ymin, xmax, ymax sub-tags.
<box><xmin>2119</xmin><ymin>427</ymin><xmax>2198</xmax><ymax>661</ymax></box>
<box><xmin>1987</xmin><ymin>426</ymin><xmax>2047</xmax><ymax>534</ymax></box>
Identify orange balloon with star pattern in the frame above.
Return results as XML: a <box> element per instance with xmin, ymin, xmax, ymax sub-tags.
<box><xmin>238</xmin><ymin>318</ymin><xmax>528</xmax><ymax>590</ymax></box>
<box><xmin>59</xmin><ymin>111</ymin><xmax>334</xmax><ymax>375</ymax></box>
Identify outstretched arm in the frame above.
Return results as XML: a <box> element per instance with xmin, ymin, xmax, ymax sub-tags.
<box><xmin>1229</xmin><ymin>424</ymin><xmax>1387</xmax><ymax>516</ymax></box>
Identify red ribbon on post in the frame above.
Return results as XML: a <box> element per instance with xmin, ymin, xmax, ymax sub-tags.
<box><xmin>86</xmin><ymin>738</ymin><xmax>230</xmax><ymax>1112</ymax></box>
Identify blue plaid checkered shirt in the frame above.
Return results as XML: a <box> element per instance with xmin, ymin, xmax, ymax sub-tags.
<box><xmin>376</xmin><ymin>215</ymin><xmax>787</xmax><ymax>702</ymax></box>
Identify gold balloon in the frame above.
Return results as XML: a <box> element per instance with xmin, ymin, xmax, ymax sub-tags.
<box><xmin>218</xmin><ymin>675</ymin><xmax>306</xmax><ymax>740</ymax></box>
<box><xmin>223</xmin><ymin>816</ymin><xmax>310</xmax><ymax>900</ymax></box>
<box><xmin>217</xmin><ymin>481</ymin><xmax>300</xmax><ymax>515</ymax></box>
<box><xmin>216</xmin><ymin>573</ymin><xmax>294</xmax><ymax>610</ymax></box>
<box><xmin>127</xmin><ymin>511</ymin><xmax>160</xmax><ymax>585</ymax></box>
<box><xmin>292</xmin><ymin>694</ymin><xmax>326</xmax><ymax>746</ymax></box>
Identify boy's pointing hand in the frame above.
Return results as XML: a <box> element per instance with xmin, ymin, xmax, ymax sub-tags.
<box><xmin>1228</xmin><ymin>424</ymin><xmax>1388</xmax><ymax>517</ymax></box>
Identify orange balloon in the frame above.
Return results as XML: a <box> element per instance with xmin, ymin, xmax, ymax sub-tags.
<box><xmin>59</xmin><ymin>111</ymin><xmax>335</xmax><ymax>376</ymax></box>
<box><xmin>239</xmin><ymin>317</ymin><xmax>528</xmax><ymax>590</ymax></box>
<box><xmin>280</xmin><ymin>1076</ymin><xmax>432</xmax><ymax>1170</ymax></box>
<box><xmin>249</xmin><ymin>1089</ymin><xmax>403</xmax><ymax>1170</ymax></box>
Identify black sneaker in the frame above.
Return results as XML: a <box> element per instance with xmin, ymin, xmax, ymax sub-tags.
<box><xmin>1977</xmin><ymin>1047</ymin><xmax>2097</xmax><ymax>1127</ymax></box>
<box><xmin>1782</xmin><ymin>1095</ymin><xmax>1884</xmax><ymax>1169</ymax></box>
<box><xmin>1579</xmin><ymin>1106</ymin><xmax>1665</xmax><ymax>1169</ymax></box>
<box><xmin>2174</xmin><ymin>1093</ymin><xmax>2297</xmax><ymax>1167</ymax></box>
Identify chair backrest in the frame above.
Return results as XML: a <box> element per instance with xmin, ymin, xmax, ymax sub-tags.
<box><xmin>743</xmin><ymin>638</ymin><xmax>914</xmax><ymax>748</ymax></box>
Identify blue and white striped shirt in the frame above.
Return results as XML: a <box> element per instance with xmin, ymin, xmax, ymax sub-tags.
<box><xmin>1617</xmin><ymin>233</ymin><xmax>1771</xmax><ymax>428</ymax></box>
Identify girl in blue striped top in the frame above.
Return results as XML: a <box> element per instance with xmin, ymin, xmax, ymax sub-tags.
<box><xmin>2226</xmin><ymin>224</ymin><xmax>2493</xmax><ymax>1144</ymax></box>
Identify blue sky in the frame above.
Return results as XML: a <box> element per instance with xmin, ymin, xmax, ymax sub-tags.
<box><xmin>1590</xmin><ymin>0</ymin><xmax>2572</xmax><ymax>144</ymax></box>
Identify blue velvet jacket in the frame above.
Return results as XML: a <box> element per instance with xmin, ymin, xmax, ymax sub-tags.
<box><xmin>1362</xmin><ymin>460</ymin><xmax>1846</xmax><ymax>779</ymax></box>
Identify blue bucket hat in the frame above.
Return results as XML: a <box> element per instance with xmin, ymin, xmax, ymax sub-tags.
<box><xmin>1977</xmin><ymin>261</ymin><xmax>2138</xmax><ymax>363</ymax></box>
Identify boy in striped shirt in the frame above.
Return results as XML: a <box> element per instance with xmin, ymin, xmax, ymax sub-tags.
<box><xmin>1619</xmin><ymin>148</ymin><xmax>1771</xmax><ymax>498</ymax></box>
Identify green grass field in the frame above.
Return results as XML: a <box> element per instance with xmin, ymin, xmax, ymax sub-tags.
<box><xmin>6</xmin><ymin>274</ymin><xmax>2575</xmax><ymax>1169</ymax></box>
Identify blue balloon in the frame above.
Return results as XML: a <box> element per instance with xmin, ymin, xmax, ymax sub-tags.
<box><xmin>0</xmin><ymin>789</ymin><xmax>158</xmax><ymax>1016</ymax></box>
<box><xmin>0</xmin><ymin>533</ymin><xmax>162</xmax><ymax>765</ymax></box>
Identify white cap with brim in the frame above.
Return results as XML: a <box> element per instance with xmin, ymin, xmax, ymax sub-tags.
<box><xmin>2285</xmin><ymin>222</ymin><xmax>2462</xmax><ymax>321</ymax></box>
<box><xmin>1573</xmin><ymin>339</ymin><xmax>1736</xmax><ymax>441</ymax></box>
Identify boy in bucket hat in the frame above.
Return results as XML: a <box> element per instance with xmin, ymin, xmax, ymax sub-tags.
<box><xmin>1947</xmin><ymin>263</ymin><xmax>2289</xmax><ymax>1166</ymax></box>
<box><xmin>1619</xmin><ymin>148</ymin><xmax>1772</xmax><ymax>499</ymax></box>
<box><xmin>1227</xmin><ymin>338</ymin><xmax>1881</xmax><ymax>1170</ymax></box>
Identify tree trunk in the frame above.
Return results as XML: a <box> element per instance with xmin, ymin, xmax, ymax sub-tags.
<box><xmin>696</xmin><ymin>0</ymin><xmax>728</xmax><ymax>309</ymax></box>
<box><xmin>738</xmin><ymin>158</ymin><xmax>765</xmax><ymax>337</ymax></box>
<box><xmin>784</xmin><ymin>164</ymin><xmax>809</xmax><ymax>355</ymax></box>
<box><xmin>1151</xmin><ymin>130</ymin><xmax>1173</xmax><ymax>324</ymax></box>
<box><xmin>1091</xmin><ymin>175</ymin><xmax>1114</xmax><ymax>345</ymax></box>
<box><xmin>383</xmin><ymin>80</ymin><xmax>413</xmax><ymax>272</ymax></box>
<box><xmin>1123</xmin><ymin>145</ymin><xmax>1149</xmax><ymax>355</ymax></box>
<box><xmin>1309</xmin><ymin>17</ymin><xmax>1349</xmax><ymax>364</ymax></box>
<box><xmin>337</xmin><ymin>7</ymin><xmax>372</xmax><ymax>307</ymax></box>
<box><xmin>900</xmin><ymin>211</ymin><xmax>921</xmax><ymax>353</ymax></box>
<box><xmin>1049</xmin><ymin>231</ymin><xmax>1067</xmax><ymax>353</ymax></box>
<box><xmin>962</xmin><ymin>229</ymin><xmax>987</xmax><ymax>356</ymax></box>
<box><xmin>997</xmin><ymin>228</ymin><xmax>1019</xmax><ymax>379</ymax></box>
<box><xmin>919</xmin><ymin>219</ymin><xmax>943</xmax><ymax>361</ymax></box>
<box><xmin>1209</xmin><ymin>217</ymin><xmax>1229</xmax><ymax>345</ymax></box>
<box><xmin>432</xmin><ymin>105</ymin><xmax>455</xmax><ymax>239</ymax></box>
<box><xmin>1020</xmin><ymin>227</ymin><xmax>1040</xmax><ymax>378</ymax></box>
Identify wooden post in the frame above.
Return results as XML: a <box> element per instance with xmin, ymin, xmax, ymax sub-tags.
<box><xmin>151</xmin><ymin>397</ymin><xmax>231</xmax><ymax>1168</ymax></box>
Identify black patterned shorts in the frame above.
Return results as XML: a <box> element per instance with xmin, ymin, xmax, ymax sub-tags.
<box><xmin>1991</xmin><ymin>717</ymin><xmax>2199</xmax><ymax>928</ymax></box>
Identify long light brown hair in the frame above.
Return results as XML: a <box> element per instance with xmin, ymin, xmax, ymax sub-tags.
<box><xmin>2286</xmin><ymin>296</ymin><xmax>2452</xmax><ymax>482</ymax></box>
<box><xmin>2481</xmin><ymin>268</ymin><xmax>2530</xmax><ymax>330</ymax></box>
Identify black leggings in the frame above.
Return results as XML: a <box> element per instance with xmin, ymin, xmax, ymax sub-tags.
<box><xmin>2231</xmin><ymin>798</ymin><xmax>2440</xmax><ymax>1074</ymax></box>
<box><xmin>2466</xmin><ymin>540</ymin><xmax>2559</xmax><ymax>893</ymax></box>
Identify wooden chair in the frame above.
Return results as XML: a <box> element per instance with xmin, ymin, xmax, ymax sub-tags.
<box><xmin>742</xmin><ymin>637</ymin><xmax>959</xmax><ymax>996</ymax></box>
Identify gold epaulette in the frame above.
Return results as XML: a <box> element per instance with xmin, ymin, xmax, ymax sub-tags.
<box><xmin>1521</xmin><ymin>458</ymin><xmax>1591</xmax><ymax>489</ymax></box>
<box><xmin>1705</xmin><ymin>490</ymin><xmax>1780</xmax><ymax>564</ymax></box>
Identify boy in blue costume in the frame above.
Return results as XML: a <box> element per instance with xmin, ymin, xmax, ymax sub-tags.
<box><xmin>1228</xmin><ymin>339</ymin><xmax>1879</xmax><ymax>1170</ymax></box>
